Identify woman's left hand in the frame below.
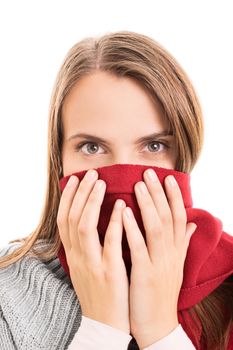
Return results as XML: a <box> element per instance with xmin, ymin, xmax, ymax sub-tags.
<box><xmin>122</xmin><ymin>169</ymin><xmax>197</xmax><ymax>349</ymax></box>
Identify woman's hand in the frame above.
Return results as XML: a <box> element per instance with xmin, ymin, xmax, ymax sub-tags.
<box><xmin>122</xmin><ymin>169</ymin><xmax>197</xmax><ymax>348</ymax></box>
<box><xmin>57</xmin><ymin>169</ymin><xmax>130</xmax><ymax>334</ymax></box>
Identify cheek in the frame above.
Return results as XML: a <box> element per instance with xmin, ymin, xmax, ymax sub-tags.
<box><xmin>166</xmin><ymin>147</ymin><xmax>177</xmax><ymax>169</ymax></box>
<box><xmin>162</xmin><ymin>155</ymin><xmax>176</xmax><ymax>170</ymax></box>
<box><xmin>61</xmin><ymin>150</ymin><xmax>78</xmax><ymax>177</ymax></box>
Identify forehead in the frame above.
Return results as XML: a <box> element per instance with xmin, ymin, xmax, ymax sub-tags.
<box><xmin>62</xmin><ymin>71</ymin><xmax>168</xmax><ymax>133</ymax></box>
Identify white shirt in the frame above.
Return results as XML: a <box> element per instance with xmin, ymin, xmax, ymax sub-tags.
<box><xmin>68</xmin><ymin>316</ymin><xmax>196</xmax><ymax>349</ymax></box>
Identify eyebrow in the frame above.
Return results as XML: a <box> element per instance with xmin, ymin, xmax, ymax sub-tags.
<box><xmin>67</xmin><ymin>131</ymin><xmax>173</xmax><ymax>144</ymax></box>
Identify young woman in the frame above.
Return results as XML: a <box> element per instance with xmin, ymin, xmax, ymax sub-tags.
<box><xmin>0</xmin><ymin>31</ymin><xmax>233</xmax><ymax>350</ymax></box>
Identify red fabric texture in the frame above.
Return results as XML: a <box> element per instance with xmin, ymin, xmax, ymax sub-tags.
<box><xmin>58</xmin><ymin>163</ymin><xmax>233</xmax><ymax>349</ymax></box>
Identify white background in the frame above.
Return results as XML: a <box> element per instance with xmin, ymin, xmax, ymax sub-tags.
<box><xmin>0</xmin><ymin>0</ymin><xmax>232</xmax><ymax>248</ymax></box>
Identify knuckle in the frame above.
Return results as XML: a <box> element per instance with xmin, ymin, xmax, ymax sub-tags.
<box><xmin>110</xmin><ymin>211</ymin><xmax>120</xmax><ymax>224</ymax></box>
<box><xmin>78</xmin><ymin>215</ymin><xmax>92</xmax><ymax>235</ymax></box>
<box><xmin>160</xmin><ymin>213</ymin><xmax>172</xmax><ymax>225</ymax></box>
<box><xmin>133</xmin><ymin>240</ymin><xmax>145</xmax><ymax>254</ymax></box>
<box><xmin>78</xmin><ymin>222</ymin><xmax>87</xmax><ymax>235</ymax></box>
<box><xmin>153</xmin><ymin>226</ymin><xmax>163</xmax><ymax>239</ymax></box>
<box><xmin>146</xmin><ymin>225</ymin><xmax>157</xmax><ymax>237</ymax></box>
<box><xmin>105</xmin><ymin>225</ymin><xmax>121</xmax><ymax>246</ymax></box>
<box><xmin>68</xmin><ymin>212</ymin><xmax>77</xmax><ymax>226</ymax></box>
<box><xmin>88</xmin><ymin>192</ymin><xmax>98</xmax><ymax>204</ymax></box>
<box><xmin>76</xmin><ymin>183</ymin><xmax>86</xmax><ymax>195</ymax></box>
<box><xmin>104</xmin><ymin>234</ymin><xmax>117</xmax><ymax>247</ymax></box>
<box><xmin>104</xmin><ymin>268</ymin><xmax>119</xmax><ymax>283</ymax></box>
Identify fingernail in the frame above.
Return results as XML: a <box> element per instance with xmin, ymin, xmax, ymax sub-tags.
<box><xmin>85</xmin><ymin>169</ymin><xmax>97</xmax><ymax>181</ymax></box>
<box><xmin>167</xmin><ymin>175</ymin><xmax>177</xmax><ymax>187</ymax></box>
<box><xmin>192</xmin><ymin>224</ymin><xmax>197</xmax><ymax>231</ymax></box>
<box><xmin>93</xmin><ymin>180</ymin><xmax>105</xmax><ymax>192</ymax></box>
<box><xmin>145</xmin><ymin>169</ymin><xmax>158</xmax><ymax>182</ymax></box>
<box><xmin>125</xmin><ymin>207</ymin><xmax>133</xmax><ymax>218</ymax></box>
<box><xmin>138</xmin><ymin>182</ymin><xmax>147</xmax><ymax>195</ymax></box>
<box><xmin>67</xmin><ymin>176</ymin><xmax>78</xmax><ymax>186</ymax></box>
<box><xmin>115</xmin><ymin>199</ymin><xmax>125</xmax><ymax>210</ymax></box>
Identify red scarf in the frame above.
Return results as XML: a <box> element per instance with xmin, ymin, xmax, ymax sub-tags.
<box><xmin>58</xmin><ymin>164</ymin><xmax>233</xmax><ymax>349</ymax></box>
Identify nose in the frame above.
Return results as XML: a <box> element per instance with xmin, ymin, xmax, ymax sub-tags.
<box><xmin>107</xmin><ymin>154</ymin><xmax>141</xmax><ymax>166</ymax></box>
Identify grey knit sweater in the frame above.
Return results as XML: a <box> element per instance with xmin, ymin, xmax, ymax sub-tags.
<box><xmin>0</xmin><ymin>240</ymin><xmax>82</xmax><ymax>349</ymax></box>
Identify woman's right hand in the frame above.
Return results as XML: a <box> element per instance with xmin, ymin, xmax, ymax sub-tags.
<box><xmin>57</xmin><ymin>169</ymin><xmax>130</xmax><ymax>334</ymax></box>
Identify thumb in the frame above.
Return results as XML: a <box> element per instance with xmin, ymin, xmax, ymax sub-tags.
<box><xmin>181</xmin><ymin>223</ymin><xmax>197</xmax><ymax>264</ymax></box>
<box><xmin>184</xmin><ymin>222</ymin><xmax>197</xmax><ymax>247</ymax></box>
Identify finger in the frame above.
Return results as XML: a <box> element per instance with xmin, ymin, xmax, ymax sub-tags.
<box><xmin>68</xmin><ymin>169</ymin><xmax>98</xmax><ymax>250</ymax></box>
<box><xmin>57</xmin><ymin>175</ymin><xmax>80</xmax><ymax>251</ymax></box>
<box><xmin>143</xmin><ymin>169</ymin><xmax>174</xmax><ymax>244</ymax></box>
<box><xmin>164</xmin><ymin>175</ymin><xmax>187</xmax><ymax>246</ymax></box>
<box><xmin>134</xmin><ymin>181</ymin><xmax>163</xmax><ymax>258</ymax></box>
<box><xmin>181</xmin><ymin>223</ymin><xmax>197</xmax><ymax>263</ymax></box>
<box><xmin>77</xmin><ymin>179</ymin><xmax>106</xmax><ymax>264</ymax></box>
<box><xmin>122</xmin><ymin>206</ymin><xmax>151</xmax><ymax>266</ymax></box>
<box><xmin>103</xmin><ymin>199</ymin><xmax>126</xmax><ymax>265</ymax></box>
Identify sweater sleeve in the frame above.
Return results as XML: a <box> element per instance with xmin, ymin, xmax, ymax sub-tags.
<box><xmin>67</xmin><ymin>315</ymin><xmax>132</xmax><ymax>349</ymax></box>
<box><xmin>143</xmin><ymin>324</ymin><xmax>196</xmax><ymax>350</ymax></box>
<box><xmin>0</xmin><ymin>308</ymin><xmax>16</xmax><ymax>350</ymax></box>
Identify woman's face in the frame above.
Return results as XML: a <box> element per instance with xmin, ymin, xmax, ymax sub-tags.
<box><xmin>61</xmin><ymin>71</ymin><xmax>176</xmax><ymax>176</ymax></box>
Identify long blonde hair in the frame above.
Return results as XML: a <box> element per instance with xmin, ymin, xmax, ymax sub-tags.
<box><xmin>3</xmin><ymin>30</ymin><xmax>231</xmax><ymax>350</ymax></box>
